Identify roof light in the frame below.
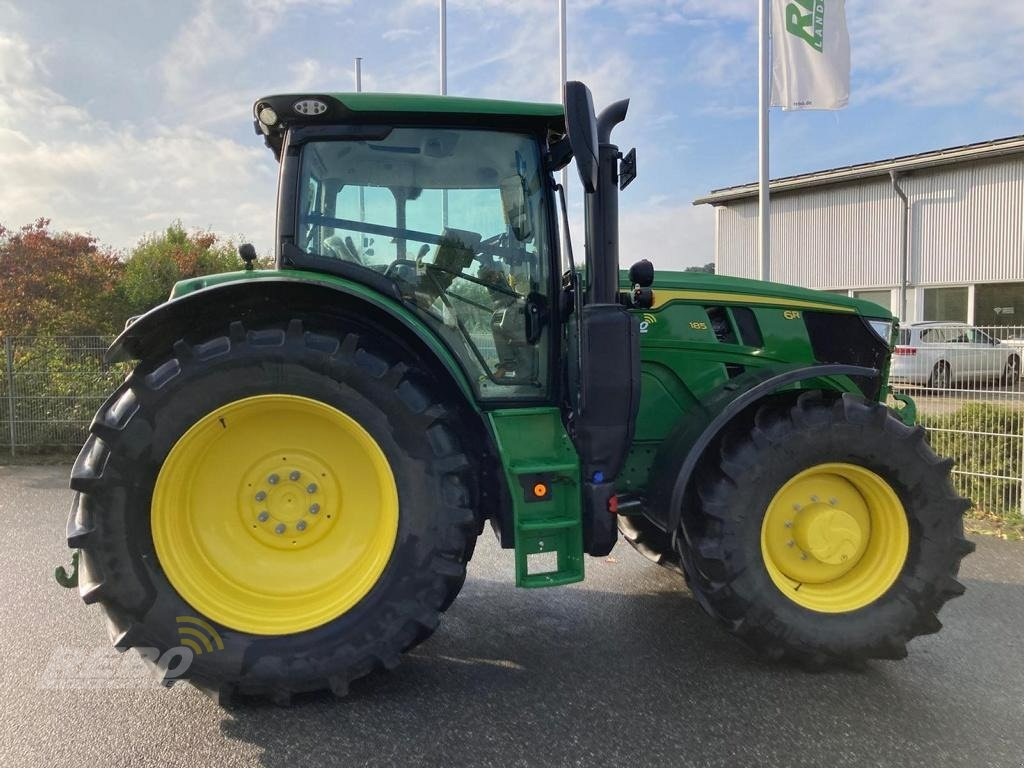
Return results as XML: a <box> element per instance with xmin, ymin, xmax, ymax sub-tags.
<box><xmin>294</xmin><ymin>99</ymin><xmax>327</xmax><ymax>116</ymax></box>
<box><xmin>257</xmin><ymin>106</ymin><xmax>278</xmax><ymax>126</ymax></box>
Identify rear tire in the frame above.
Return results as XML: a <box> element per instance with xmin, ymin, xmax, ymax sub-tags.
<box><xmin>68</xmin><ymin>318</ymin><xmax>478</xmax><ymax>703</ymax></box>
<box><xmin>681</xmin><ymin>392</ymin><xmax>973</xmax><ymax>667</ymax></box>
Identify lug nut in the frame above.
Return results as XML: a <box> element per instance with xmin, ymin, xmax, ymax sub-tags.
<box><xmin>258</xmin><ymin>511</ymin><xmax>269</xmax><ymax>522</ymax></box>
<box><xmin>829</xmin><ymin>497</ymin><xmax>838</xmax><ymax>506</ymax></box>
<box><xmin>306</xmin><ymin>483</ymin><xmax>318</xmax><ymax>494</ymax></box>
<box><xmin>784</xmin><ymin>521</ymin><xmax>793</xmax><ymax>528</ymax></box>
<box><xmin>309</xmin><ymin>503</ymin><xmax>320</xmax><ymax>514</ymax></box>
<box><xmin>787</xmin><ymin>540</ymin><xmax>796</xmax><ymax>548</ymax></box>
<box><xmin>255</xmin><ymin>491</ymin><xmax>267</xmax><ymax>502</ymax></box>
<box><xmin>800</xmin><ymin>552</ymin><xmax>809</xmax><ymax>560</ymax></box>
<box><xmin>268</xmin><ymin>474</ymin><xmax>280</xmax><ymax>485</ymax></box>
<box><xmin>810</xmin><ymin>495</ymin><xmax>819</xmax><ymax>503</ymax></box>
<box><xmin>274</xmin><ymin>523</ymin><xmax>286</xmax><ymax>534</ymax></box>
<box><xmin>289</xmin><ymin>470</ymin><xmax>301</xmax><ymax>481</ymax></box>
<box><xmin>296</xmin><ymin>520</ymin><xmax>307</xmax><ymax>531</ymax></box>
<box><xmin>792</xmin><ymin>503</ymin><xmax>801</xmax><ymax>512</ymax></box>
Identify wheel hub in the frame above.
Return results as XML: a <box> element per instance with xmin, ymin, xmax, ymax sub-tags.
<box><xmin>793</xmin><ymin>504</ymin><xmax>862</xmax><ymax>566</ymax></box>
<box><xmin>241</xmin><ymin>454</ymin><xmax>337</xmax><ymax>549</ymax></box>
<box><xmin>760</xmin><ymin>462</ymin><xmax>910</xmax><ymax>613</ymax></box>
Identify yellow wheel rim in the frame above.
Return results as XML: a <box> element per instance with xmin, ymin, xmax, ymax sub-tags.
<box><xmin>152</xmin><ymin>394</ymin><xmax>399</xmax><ymax>635</ymax></box>
<box><xmin>760</xmin><ymin>462</ymin><xmax>909</xmax><ymax>613</ymax></box>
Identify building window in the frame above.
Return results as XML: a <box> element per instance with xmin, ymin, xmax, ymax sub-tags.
<box><xmin>853</xmin><ymin>289</ymin><xmax>892</xmax><ymax>313</ymax></box>
<box><xmin>923</xmin><ymin>286</ymin><xmax>968</xmax><ymax>322</ymax></box>
<box><xmin>974</xmin><ymin>282</ymin><xmax>1024</xmax><ymax>328</ymax></box>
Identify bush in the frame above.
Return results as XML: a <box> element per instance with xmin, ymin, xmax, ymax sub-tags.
<box><xmin>923</xmin><ymin>402</ymin><xmax>1023</xmax><ymax>522</ymax></box>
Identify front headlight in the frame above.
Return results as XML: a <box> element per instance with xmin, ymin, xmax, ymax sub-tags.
<box><xmin>867</xmin><ymin>319</ymin><xmax>893</xmax><ymax>344</ymax></box>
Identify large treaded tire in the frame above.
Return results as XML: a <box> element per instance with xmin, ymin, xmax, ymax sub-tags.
<box><xmin>617</xmin><ymin>514</ymin><xmax>683</xmax><ymax>575</ymax></box>
<box><xmin>67</xmin><ymin>317</ymin><xmax>479</xmax><ymax>703</ymax></box>
<box><xmin>681</xmin><ymin>391</ymin><xmax>974</xmax><ymax>667</ymax></box>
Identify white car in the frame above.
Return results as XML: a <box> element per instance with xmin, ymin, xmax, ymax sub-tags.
<box><xmin>890</xmin><ymin>322</ymin><xmax>1021</xmax><ymax>388</ymax></box>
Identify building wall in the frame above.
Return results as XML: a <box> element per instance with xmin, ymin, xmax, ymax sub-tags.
<box><xmin>714</xmin><ymin>154</ymin><xmax>1024</xmax><ymax>321</ymax></box>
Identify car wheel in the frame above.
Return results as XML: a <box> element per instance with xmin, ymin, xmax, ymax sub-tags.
<box><xmin>928</xmin><ymin>362</ymin><xmax>952</xmax><ymax>391</ymax></box>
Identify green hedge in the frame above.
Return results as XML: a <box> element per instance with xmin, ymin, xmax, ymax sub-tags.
<box><xmin>923</xmin><ymin>402</ymin><xmax>1023</xmax><ymax>522</ymax></box>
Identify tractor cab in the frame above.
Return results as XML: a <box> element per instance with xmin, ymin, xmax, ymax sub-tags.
<box><xmin>254</xmin><ymin>88</ymin><xmax>643</xmax><ymax>529</ymax></box>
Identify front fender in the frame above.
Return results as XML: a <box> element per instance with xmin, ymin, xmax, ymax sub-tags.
<box><xmin>648</xmin><ymin>363</ymin><xmax>880</xmax><ymax>537</ymax></box>
<box><xmin>107</xmin><ymin>270</ymin><xmax>478</xmax><ymax>404</ymax></box>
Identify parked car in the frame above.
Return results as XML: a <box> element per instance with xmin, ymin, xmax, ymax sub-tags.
<box><xmin>890</xmin><ymin>322</ymin><xmax>1021</xmax><ymax>388</ymax></box>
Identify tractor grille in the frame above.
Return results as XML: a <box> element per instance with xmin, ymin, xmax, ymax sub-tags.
<box><xmin>803</xmin><ymin>311</ymin><xmax>890</xmax><ymax>400</ymax></box>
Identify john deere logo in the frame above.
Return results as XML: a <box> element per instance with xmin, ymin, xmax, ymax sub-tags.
<box><xmin>785</xmin><ymin>0</ymin><xmax>825</xmax><ymax>52</ymax></box>
<box><xmin>175</xmin><ymin>616</ymin><xmax>224</xmax><ymax>655</ymax></box>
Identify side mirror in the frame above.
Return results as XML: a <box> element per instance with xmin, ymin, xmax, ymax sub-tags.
<box><xmin>563</xmin><ymin>81</ymin><xmax>599</xmax><ymax>194</ymax></box>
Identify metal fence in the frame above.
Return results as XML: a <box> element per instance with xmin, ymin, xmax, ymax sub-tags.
<box><xmin>890</xmin><ymin>324</ymin><xmax>1024</xmax><ymax>520</ymax></box>
<box><xmin>0</xmin><ymin>336</ymin><xmax>127</xmax><ymax>456</ymax></box>
<box><xmin>1</xmin><ymin>332</ymin><xmax>1021</xmax><ymax>521</ymax></box>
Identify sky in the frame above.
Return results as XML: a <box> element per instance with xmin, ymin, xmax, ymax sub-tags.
<box><xmin>1</xmin><ymin>0</ymin><xmax>1023</xmax><ymax>270</ymax></box>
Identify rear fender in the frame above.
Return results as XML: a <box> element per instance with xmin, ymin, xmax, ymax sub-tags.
<box><xmin>108</xmin><ymin>274</ymin><xmax>477</xmax><ymax>403</ymax></box>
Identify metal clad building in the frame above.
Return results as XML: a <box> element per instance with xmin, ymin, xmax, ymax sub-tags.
<box><xmin>696</xmin><ymin>137</ymin><xmax>1024</xmax><ymax>325</ymax></box>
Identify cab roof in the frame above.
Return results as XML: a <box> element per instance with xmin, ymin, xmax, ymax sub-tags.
<box><xmin>253</xmin><ymin>92</ymin><xmax>565</xmax><ymax>157</ymax></box>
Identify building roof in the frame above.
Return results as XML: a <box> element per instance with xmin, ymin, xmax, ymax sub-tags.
<box><xmin>694</xmin><ymin>134</ymin><xmax>1024</xmax><ymax>206</ymax></box>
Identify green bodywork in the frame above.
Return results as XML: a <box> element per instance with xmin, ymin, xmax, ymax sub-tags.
<box><xmin>619</xmin><ymin>270</ymin><xmax>897</xmax><ymax>498</ymax></box>
<box><xmin>170</xmin><ymin>265</ymin><xmax>903</xmax><ymax>587</ymax></box>
<box><xmin>167</xmin><ymin>91</ymin><xmax>906</xmax><ymax>589</ymax></box>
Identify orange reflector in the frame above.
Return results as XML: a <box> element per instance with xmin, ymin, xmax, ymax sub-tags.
<box><xmin>532</xmin><ymin>482</ymin><xmax>548</xmax><ymax>498</ymax></box>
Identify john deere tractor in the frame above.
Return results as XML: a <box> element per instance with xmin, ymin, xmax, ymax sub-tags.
<box><xmin>63</xmin><ymin>83</ymin><xmax>972</xmax><ymax>703</ymax></box>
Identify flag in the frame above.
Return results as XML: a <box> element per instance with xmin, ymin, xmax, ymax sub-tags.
<box><xmin>770</xmin><ymin>0</ymin><xmax>850</xmax><ymax>111</ymax></box>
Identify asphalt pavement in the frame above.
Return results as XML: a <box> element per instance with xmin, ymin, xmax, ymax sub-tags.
<box><xmin>1</xmin><ymin>464</ymin><xmax>1022</xmax><ymax>768</ymax></box>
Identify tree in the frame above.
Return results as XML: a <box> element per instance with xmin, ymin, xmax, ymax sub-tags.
<box><xmin>0</xmin><ymin>219</ymin><xmax>123</xmax><ymax>337</ymax></box>
<box><xmin>117</xmin><ymin>222</ymin><xmax>245</xmax><ymax>321</ymax></box>
<box><xmin>684</xmin><ymin>262</ymin><xmax>715</xmax><ymax>274</ymax></box>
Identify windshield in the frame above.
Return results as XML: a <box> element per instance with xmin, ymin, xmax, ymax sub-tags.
<box><xmin>296</xmin><ymin>128</ymin><xmax>553</xmax><ymax>399</ymax></box>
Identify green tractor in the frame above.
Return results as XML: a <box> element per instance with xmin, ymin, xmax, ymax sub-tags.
<box><xmin>64</xmin><ymin>83</ymin><xmax>972</xmax><ymax>703</ymax></box>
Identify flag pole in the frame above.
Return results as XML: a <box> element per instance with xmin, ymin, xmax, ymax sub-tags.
<box><xmin>758</xmin><ymin>0</ymin><xmax>771</xmax><ymax>281</ymax></box>
<box><xmin>355</xmin><ymin>58</ymin><xmax>365</xmax><ymax>226</ymax></box>
<box><xmin>439</xmin><ymin>0</ymin><xmax>448</xmax><ymax>226</ymax></box>
<box><xmin>439</xmin><ymin>0</ymin><xmax>447</xmax><ymax>96</ymax></box>
<box><xmin>558</xmin><ymin>0</ymin><xmax>567</xmax><ymax>197</ymax></box>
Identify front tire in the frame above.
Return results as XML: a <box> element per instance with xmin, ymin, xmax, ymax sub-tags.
<box><xmin>681</xmin><ymin>393</ymin><xmax>973</xmax><ymax>666</ymax></box>
<box><xmin>68</xmin><ymin>318</ymin><xmax>478</xmax><ymax>702</ymax></box>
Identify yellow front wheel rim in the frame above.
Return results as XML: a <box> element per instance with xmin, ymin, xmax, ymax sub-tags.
<box><xmin>152</xmin><ymin>394</ymin><xmax>399</xmax><ymax>635</ymax></box>
<box><xmin>760</xmin><ymin>463</ymin><xmax>909</xmax><ymax>613</ymax></box>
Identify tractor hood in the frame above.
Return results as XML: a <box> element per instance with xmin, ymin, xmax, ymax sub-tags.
<box><xmin>625</xmin><ymin>270</ymin><xmax>894</xmax><ymax>320</ymax></box>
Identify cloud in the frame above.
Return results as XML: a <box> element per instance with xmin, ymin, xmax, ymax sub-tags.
<box><xmin>0</xmin><ymin>32</ymin><xmax>277</xmax><ymax>251</ymax></box>
<box><xmin>849</xmin><ymin>0</ymin><xmax>1024</xmax><ymax>113</ymax></box>
<box><xmin>381</xmin><ymin>27</ymin><xmax>423</xmax><ymax>41</ymax></box>
<box><xmin>620</xmin><ymin>197</ymin><xmax>714</xmax><ymax>270</ymax></box>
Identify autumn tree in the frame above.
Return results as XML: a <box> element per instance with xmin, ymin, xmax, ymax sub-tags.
<box><xmin>117</xmin><ymin>222</ymin><xmax>246</xmax><ymax>321</ymax></box>
<box><xmin>0</xmin><ymin>219</ymin><xmax>123</xmax><ymax>337</ymax></box>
